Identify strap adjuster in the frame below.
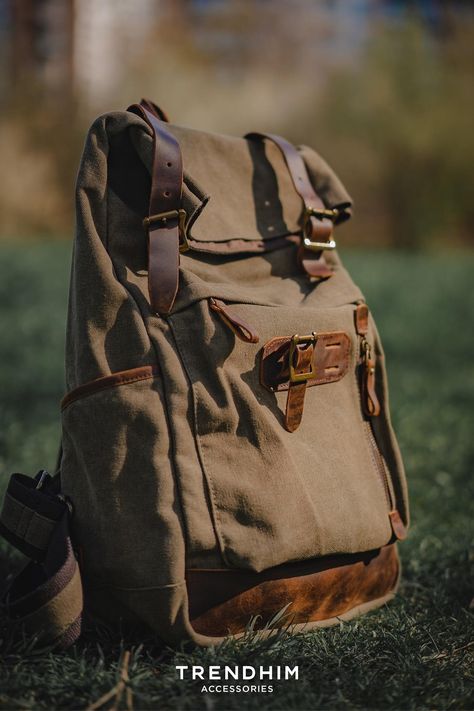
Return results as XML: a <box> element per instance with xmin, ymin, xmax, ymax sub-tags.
<box><xmin>143</xmin><ymin>209</ymin><xmax>189</xmax><ymax>252</ymax></box>
<box><xmin>289</xmin><ymin>333</ymin><xmax>318</xmax><ymax>383</ymax></box>
<box><xmin>303</xmin><ymin>206</ymin><xmax>338</xmax><ymax>251</ymax></box>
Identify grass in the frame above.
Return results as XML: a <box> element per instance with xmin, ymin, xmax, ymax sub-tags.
<box><xmin>0</xmin><ymin>243</ymin><xmax>473</xmax><ymax>710</ymax></box>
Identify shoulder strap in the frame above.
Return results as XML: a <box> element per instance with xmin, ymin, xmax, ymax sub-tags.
<box><xmin>128</xmin><ymin>100</ymin><xmax>184</xmax><ymax>315</ymax></box>
<box><xmin>0</xmin><ymin>471</ymin><xmax>82</xmax><ymax>648</ymax></box>
<box><xmin>245</xmin><ymin>132</ymin><xmax>337</xmax><ymax>278</ymax></box>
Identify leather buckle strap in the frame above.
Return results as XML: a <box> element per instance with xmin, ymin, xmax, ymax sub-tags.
<box><xmin>303</xmin><ymin>207</ymin><xmax>338</xmax><ymax>251</ymax></box>
<box><xmin>286</xmin><ymin>334</ymin><xmax>318</xmax><ymax>432</ymax></box>
<box><xmin>245</xmin><ymin>132</ymin><xmax>337</xmax><ymax>276</ymax></box>
<box><xmin>128</xmin><ymin>100</ymin><xmax>185</xmax><ymax>314</ymax></box>
<box><xmin>143</xmin><ymin>209</ymin><xmax>189</xmax><ymax>253</ymax></box>
<box><xmin>289</xmin><ymin>333</ymin><xmax>318</xmax><ymax>383</ymax></box>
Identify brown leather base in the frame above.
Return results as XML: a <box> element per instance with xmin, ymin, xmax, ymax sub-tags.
<box><xmin>187</xmin><ymin>545</ymin><xmax>399</xmax><ymax>637</ymax></box>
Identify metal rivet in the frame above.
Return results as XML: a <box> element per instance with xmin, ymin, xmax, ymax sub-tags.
<box><xmin>264</xmin><ymin>200</ymin><xmax>270</xmax><ymax>207</ymax></box>
<box><xmin>166</xmin><ymin>162</ymin><xmax>172</xmax><ymax>167</ymax></box>
<box><xmin>164</xmin><ymin>190</ymin><xmax>170</xmax><ymax>197</ymax></box>
<box><xmin>267</xmin><ymin>225</ymin><xmax>274</xmax><ymax>232</ymax></box>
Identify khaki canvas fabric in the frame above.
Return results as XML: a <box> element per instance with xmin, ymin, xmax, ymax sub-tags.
<box><xmin>59</xmin><ymin>110</ymin><xmax>408</xmax><ymax>646</ymax></box>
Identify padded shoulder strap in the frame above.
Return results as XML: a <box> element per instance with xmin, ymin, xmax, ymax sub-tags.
<box><xmin>0</xmin><ymin>471</ymin><xmax>82</xmax><ymax>649</ymax></box>
<box><xmin>128</xmin><ymin>100</ymin><xmax>184</xmax><ymax>315</ymax></box>
<box><xmin>245</xmin><ymin>132</ymin><xmax>337</xmax><ymax>278</ymax></box>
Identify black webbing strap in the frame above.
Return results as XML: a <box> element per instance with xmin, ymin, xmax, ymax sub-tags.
<box><xmin>0</xmin><ymin>471</ymin><xmax>82</xmax><ymax>649</ymax></box>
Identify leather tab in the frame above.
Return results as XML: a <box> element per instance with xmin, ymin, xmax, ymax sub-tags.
<box><xmin>285</xmin><ymin>381</ymin><xmax>308</xmax><ymax>433</ymax></box>
<box><xmin>297</xmin><ymin>249</ymin><xmax>334</xmax><ymax>279</ymax></box>
<box><xmin>284</xmin><ymin>342</ymin><xmax>314</xmax><ymax>432</ymax></box>
<box><xmin>389</xmin><ymin>510</ymin><xmax>407</xmax><ymax>540</ymax></box>
<box><xmin>209</xmin><ymin>299</ymin><xmax>259</xmax><ymax>344</ymax></box>
<box><xmin>355</xmin><ymin>304</ymin><xmax>381</xmax><ymax>417</ymax></box>
<box><xmin>354</xmin><ymin>303</ymin><xmax>369</xmax><ymax>336</ymax></box>
<box><xmin>362</xmin><ymin>356</ymin><xmax>381</xmax><ymax>417</ymax></box>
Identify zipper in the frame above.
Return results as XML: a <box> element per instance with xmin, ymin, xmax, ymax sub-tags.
<box><xmin>364</xmin><ymin>420</ymin><xmax>392</xmax><ymax>510</ymax></box>
<box><xmin>354</xmin><ymin>302</ymin><xmax>406</xmax><ymax>539</ymax></box>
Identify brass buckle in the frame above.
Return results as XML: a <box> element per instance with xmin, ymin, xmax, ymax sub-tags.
<box><xmin>302</xmin><ymin>206</ymin><xmax>338</xmax><ymax>251</ymax></box>
<box><xmin>289</xmin><ymin>333</ymin><xmax>318</xmax><ymax>383</ymax></box>
<box><xmin>143</xmin><ymin>209</ymin><xmax>189</xmax><ymax>253</ymax></box>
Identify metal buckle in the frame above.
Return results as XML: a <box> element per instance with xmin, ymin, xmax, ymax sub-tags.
<box><xmin>143</xmin><ymin>209</ymin><xmax>189</xmax><ymax>253</ymax></box>
<box><xmin>302</xmin><ymin>206</ymin><xmax>338</xmax><ymax>251</ymax></box>
<box><xmin>289</xmin><ymin>333</ymin><xmax>318</xmax><ymax>383</ymax></box>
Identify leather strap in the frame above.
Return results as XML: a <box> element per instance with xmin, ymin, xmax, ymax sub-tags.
<box><xmin>209</xmin><ymin>298</ymin><xmax>260</xmax><ymax>344</ymax></box>
<box><xmin>245</xmin><ymin>132</ymin><xmax>335</xmax><ymax>278</ymax></box>
<box><xmin>139</xmin><ymin>97</ymin><xmax>170</xmax><ymax>122</ymax></box>
<box><xmin>285</xmin><ymin>342</ymin><xmax>315</xmax><ymax>432</ymax></box>
<box><xmin>354</xmin><ymin>304</ymin><xmax>381</xmax><ymax>417</ymax></box>
<box><xmin>128</xmin><ymin>101</ymin><xmax>184</xmax><ymax>314</ymax></box>
<box><xmin>0</xmin><ymin>471</ymin><xmax>82</xmax><ymax>649</ymax></box>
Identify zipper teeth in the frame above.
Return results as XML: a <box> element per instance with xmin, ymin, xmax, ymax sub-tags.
<box><xmin>364</xmin><ymin>421</ymin><xmax>392</xmax><ymax>510</ymax></box>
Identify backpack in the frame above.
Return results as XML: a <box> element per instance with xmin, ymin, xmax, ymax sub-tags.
<box><xmin>0</xmin><ymin>99</ymin><xmax>408</xmax><ymax>648</ymax></box>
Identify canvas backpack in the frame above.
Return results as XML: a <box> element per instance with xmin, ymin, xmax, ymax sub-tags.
<box><xmin>0</xmin><ymin>99</ymin><xmax>409</xmax><ymax>648</ymax></box>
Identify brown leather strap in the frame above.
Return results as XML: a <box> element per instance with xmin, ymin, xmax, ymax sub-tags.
<box><xmin>209</xmin><ymin>298</ymin><xmax>260</xmax><ymax>344</ymax></box>
<box><xmin>354</xmin><ymin>304</ymin><xmax>381</xmax><ymax>417</ymax></box>
<box><xmin>139</xmin><ymin>97</ymin><xmax>170</xmax><ymax>122</ymax></box>
<box><xmin>129</xmin><ymin>102</ymin><xmax>184</xmax><ymax>314</ymax></box>
<box><xmin>245</xmin><ymin>132</ymin><xmax>336</xmax><ymax>278</ymax></box>
<box><xmin>285</xmin><ymin>341</ymin><xmax>315</xmax><ymax>432</ymax></box>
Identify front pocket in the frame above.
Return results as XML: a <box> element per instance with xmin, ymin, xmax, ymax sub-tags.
<box><xmin>169</xmin><ymin>299</ymin><xmax>395</xmax><ymax>572</ymax></box>
<box><xmin>60</xmin><ymin>367</ymin><xmax>187</xmax><ymax>592</ymax></box>
<box><xmin>61</xmin><ymin>365</ymin><xmax>161</xmax><ymax>410</ymax></box>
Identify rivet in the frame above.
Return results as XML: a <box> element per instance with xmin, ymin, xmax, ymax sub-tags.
<box><xmin>164</xmin><ymin>190</ymin><xmax>170</xmax><ymax>197</ymax></box>
<box><xmin>267</xmin><ymin>225</ymin><xmax>274</xmax><ymax>232</ymax></box>
<box><xmin>264</xmin><ymin>200</ymin><xmax>270</xmax><ymax>207</ymax></box>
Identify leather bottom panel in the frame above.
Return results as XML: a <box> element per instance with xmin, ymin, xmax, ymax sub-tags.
<box><xmin>187</xmin><ymin>545</ymin><xmax>399</xmax><ymax>637</ymax></box>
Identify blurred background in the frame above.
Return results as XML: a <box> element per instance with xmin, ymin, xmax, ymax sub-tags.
<box><xmin>1</xmin><ymin>0</ymin><xmax>473</xmax><ymax>248</ymax></box>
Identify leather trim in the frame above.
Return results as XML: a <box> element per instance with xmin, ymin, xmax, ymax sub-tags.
<box><xmin>389</xmin><ymin>510</ymin><xmax>407</xmax><ymax>540</ymax></box>
<box><xmin>260</xmin><ymin>331</ymin><xmax>351</xmax><ymax>392</ymax></box>
<box><xmin>354</xmin><ymin>303</ymin><xmax>369</xmax><ymax>336</ymax></box>
<box><xmin>61</xmin><ymin>365</ymin><xmax>161</xmax><ymax>410</ymax></box>
<box><xmin>187</xmin><ymin>545</ymin><xmax>400</xmax><ymax>637</ymax></box>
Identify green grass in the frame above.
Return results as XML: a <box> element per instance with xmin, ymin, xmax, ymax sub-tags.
<box><xmin>0</xmin><ymin>244</ymin><xmax>473</xmax><ymax>710</ymax></box>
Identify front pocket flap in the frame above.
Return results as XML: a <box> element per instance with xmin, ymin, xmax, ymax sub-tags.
<box><xmin>260</xmin><ymin>331</ymin><xmax>351</xmax><ymax>392</ymax></box>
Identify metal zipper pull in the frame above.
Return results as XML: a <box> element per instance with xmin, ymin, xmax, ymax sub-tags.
<box><xmin>361</xmin><ymin>337</ymin><xmax>381</xmax><ymax>417</ymax></box>
<box><xmin>354</xmin><ymin>303</ymin><xmax>381</xmax><ymax>417</ymax></box>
